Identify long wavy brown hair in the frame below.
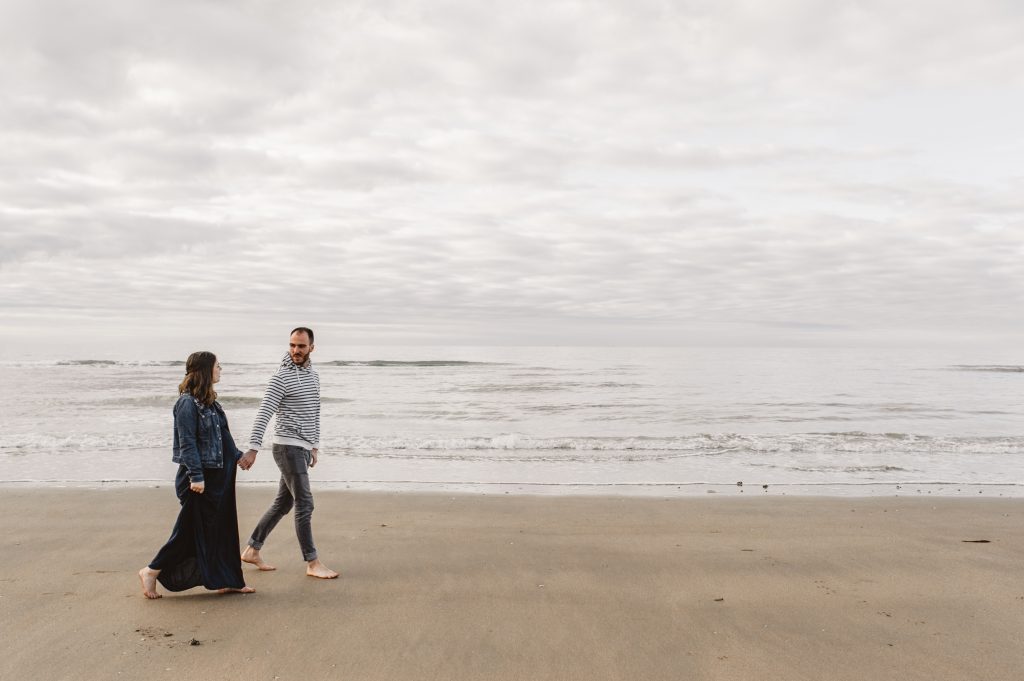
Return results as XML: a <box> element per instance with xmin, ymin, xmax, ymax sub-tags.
<box><xmin>178</xmin><ymin>351</ymin><xmax>218</xmax><ymax>406</ymax></box>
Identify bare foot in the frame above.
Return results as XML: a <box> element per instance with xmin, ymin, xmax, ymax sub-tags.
<box><xmin>217</xmin><ymin>586</ymin><xmax>256</xmax><ymax>594</ymax></box>
<box><xmin>241</xmin><ymin>546</ymin><xmax>276</xmax><ymax>571</ymax></box>
<box><xmin>306</xmin><ymin>559</ymin><xmax>339</xmax><ymax>579</ymax></box>
<box><xmin>138</xmin><ymin>567</ymin><xmax>162</xmax><ymax>599</ymax></box>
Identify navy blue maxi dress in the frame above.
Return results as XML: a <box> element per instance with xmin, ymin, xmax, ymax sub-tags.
<box><xmin>148</xmin><ymin>406</ymin><xmax>245</xmax><ymax>592</ymax></box>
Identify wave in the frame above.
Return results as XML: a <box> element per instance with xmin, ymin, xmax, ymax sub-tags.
<box><xmin>0</xmin><ymin>432</ymin><xmax>170</xmax><ymax>451</ymax></box>
<box><xmin>98</xmin><ymin>395</ymin><xmax>354</xmax><ymax>407</ymax></box>
<box><xmin>101</xmin><ymin>396</ymin><xmax>177</xmax><ymax>408</ymax></box>
<box><xmin>785</xmin><ymin>465</ymin><xmax>911</xmax><ymax>473</ymax></box>
<box><xmin>4</xmin><ymin>431</ymin><xmax>1021</xmax><ymax>460</ymax></box>
<box><xmin>318</xmin><ymin>360</ymin><xmax>505</xmax><ymax>368</ymax></box>
<box><xmin>949</xmin><ymin>365</ymin><xmax>1024</xmax><ymax>373</ymax></box>
<box><xmin>327</xmin><ymin>432</ymin><xmax>1024</xmax><ymax>457</ymax></box>
<box><xmin>221</xmin><ymin>395</ymin><xmax>354</xmax><ymax>405</ymax></box>
<box><xmin>55</xmin><ymin>359</ymin><xmax>186</xmax><ymax>367</ymax></box>
<box><xmin>6</xmin><ymin>358</ymin><xmax>521</xmax><ymax>369</ymax></box>
<box><xmin>7</xmin><ymin>359</ymin><xmax>269</xmax><ymax>368</ymax></box>
<box><xmin>453</xmin><ymin>383</ymin><xmax>577</xmax><ymax>393</ymax></box>
<box><xmin>443</xmin><ymin>381</ymin><xmax>645</xmax><ymax>393</ymax></box>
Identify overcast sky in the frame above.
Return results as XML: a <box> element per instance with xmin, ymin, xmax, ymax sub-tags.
<box><xmin>1</xmin><ymin>0</ymin><xmax>1022</xmax><ymax>356</ymax></box>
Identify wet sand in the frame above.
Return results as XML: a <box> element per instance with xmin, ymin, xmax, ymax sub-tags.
<box><xmin>2</xmin><ymin>488</ymin><xmax>1022</xmax><ymax>680</ymax></box>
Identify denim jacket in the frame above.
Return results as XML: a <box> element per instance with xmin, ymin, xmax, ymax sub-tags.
<box><xmin>171</xmin><ymin>394</ymin><xmax>241</xmax><ymax>483</ymax></box>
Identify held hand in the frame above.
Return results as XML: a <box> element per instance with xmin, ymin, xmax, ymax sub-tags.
<box><xmin>190</xmin><ymin>480</ymin><xmax>205</xmax><ymax>494</ymax></box>
<box><xmin>310</xmin><ymin>448</ymin><xmax>318</xmax><ymax>468</ymax></box>
<box><xmin>238</xmin><ymin>449</ymin><xmax>258</xmax><ymax>471</ymax></box>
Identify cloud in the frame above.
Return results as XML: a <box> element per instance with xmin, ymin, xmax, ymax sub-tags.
<box><xmin>0</xmin><ymin>0</ymin><xmax>1022</xmax><ymax>351</ymax></box>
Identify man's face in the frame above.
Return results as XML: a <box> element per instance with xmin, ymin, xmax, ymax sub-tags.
<box><xmin>289</xmin><ymin>331</ymin><xmax>313</xmax><ymax>365</ymax></box>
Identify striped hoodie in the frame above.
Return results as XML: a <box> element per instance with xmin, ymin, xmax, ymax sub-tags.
<box><xmin>248</xmin><ymin>353</ymin><xmax>321</xmax><ymax>451</ymax></box>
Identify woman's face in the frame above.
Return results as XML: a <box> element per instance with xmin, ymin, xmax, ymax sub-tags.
<box><xmin>213</xmin><ymin>360</ymin><xmax>222</xmax><ymax>384</ymax></box>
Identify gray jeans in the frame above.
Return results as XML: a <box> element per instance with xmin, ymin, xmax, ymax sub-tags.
<box><xmin>248</xmin><ymin>444</ymin><xmax>318</xmax><ymax>561</ymax></box>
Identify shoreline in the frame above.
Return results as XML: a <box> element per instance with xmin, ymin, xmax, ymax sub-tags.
<box><xmin>3</xmin><ymin>489</ymin><xmax>1024</xmax><ymax>680</ymax></box>
<box><xmin>1</xmin><ymin>478</ymin><xmax>1022</xmax><ymax>498</ymax></box>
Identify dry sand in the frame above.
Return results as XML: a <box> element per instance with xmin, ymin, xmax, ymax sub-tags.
<box><xmin>1</xmin><ymin>488</ymin><xmax>1022</xmax><ymax>680</ymax></box>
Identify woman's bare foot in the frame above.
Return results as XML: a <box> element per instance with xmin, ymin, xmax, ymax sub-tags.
<box><xmin>217</xmin><ymin>586</ymin><xmax>256</xmax><ymax>594</ymax></box>
<box><xmin>306</xmin><ymin>559</ymin><xmax>339</xmax><ymax>579</ymax></box>
<box><xmin>138</xmin><ymin>567</ymin><xmax>162</xmax><ymax>599</ymax></box>
<box><xmin>241</xmin><ymin>546</ymin><xmax>276</xmax><ymax>571</ymax></box>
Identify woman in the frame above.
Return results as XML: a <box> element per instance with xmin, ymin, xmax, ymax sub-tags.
<box><xmin>139</xmin><ymin>351</ymin><xmax>254</xmax><ymax>598</ymax></box>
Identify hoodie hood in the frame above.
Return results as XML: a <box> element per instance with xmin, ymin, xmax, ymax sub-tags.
<box><xmin>281</xmin><ymin>352</ymin><xmax>313</xmax><ymax>370</ymax></box>
<box><xmin>281</xmin><ymin>352</ymin><xmax>313</xmax><ymax>385</ymax></box>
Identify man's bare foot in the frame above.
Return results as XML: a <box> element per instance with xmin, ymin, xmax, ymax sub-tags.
<box><xmin>306</xmin><ymin>559</ymin><xmax>339</xmax><ymax>579</ymax></box>
<box><xmin>217</xmin><ymin>586</ymin><xmax>256</xmax><ymax>594</ymax></box>
<box><xmin>138</xmin><ymin>567</ymin><xmax>162</xmax><ymax>599</ymax></box>
<box><xmin>241</xmin><ymin>546</ymin><xmax>276</xmax><ymax>571</ymax></box>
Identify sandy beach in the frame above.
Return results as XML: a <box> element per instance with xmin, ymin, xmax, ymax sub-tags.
<box><xmin>2</xmin><ymin>488</ymin><xmax>1022</xmax><ymax>680</ymax></box>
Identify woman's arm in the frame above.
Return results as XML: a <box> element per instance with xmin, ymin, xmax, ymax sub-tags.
<box><xmin>175</xmin><ymin>399</ymin><xmax>205</xmax><ymax>484</ymax></box>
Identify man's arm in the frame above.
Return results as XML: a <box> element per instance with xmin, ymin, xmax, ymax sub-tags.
<box><xmin>238</xmin><ymin>374</ymin><xmax>286</xmax><ymax>471</ymax></box>
<box><xmin>310</xmin><ymin>378</ymin><xmax>321</xmax><ymax>467</ymax></box>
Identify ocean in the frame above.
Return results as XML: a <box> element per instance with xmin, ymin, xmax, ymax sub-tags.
<box><xmin>1</xmin><ymin>346</ymin><xmax>1021</xmax><ymax>496</ymax></box>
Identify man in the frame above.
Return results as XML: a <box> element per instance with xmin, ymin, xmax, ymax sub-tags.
<box><xmin>238</xmin><ymin>327</ymin><xmax>338</xmax><ymax>579</ymax></box>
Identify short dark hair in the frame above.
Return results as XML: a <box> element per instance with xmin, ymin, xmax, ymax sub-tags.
<box><xmin>290</xmin><ymin>327</ymin><xmax>314</xmax><ymax>344</ymax></box>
